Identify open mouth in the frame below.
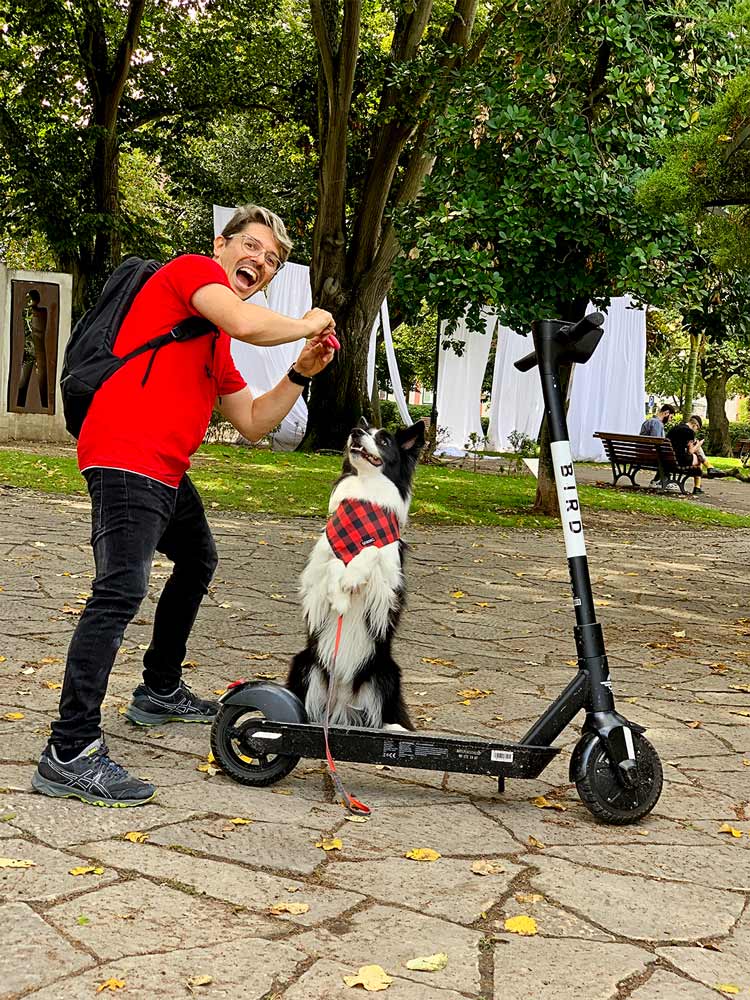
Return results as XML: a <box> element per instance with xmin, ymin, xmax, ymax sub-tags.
<box><xmin>349</xmin><ymin>445</ymin><xmax>383</xmax><ymax>467</ymax></box>
<box><xmin>235</xmin><ymin>265</ymin><xmax>260</xmax><ymax>294</ymax></box>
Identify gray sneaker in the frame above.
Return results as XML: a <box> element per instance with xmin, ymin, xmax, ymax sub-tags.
<box><xmin>32</xmin><ymin>739</ymin><xmax>156</xmax><ymax>807</ymax></box>
<box><xmin>125</xmin><ymin>680</ymin><xmax>219</xmax><ymax>726</ymax></box>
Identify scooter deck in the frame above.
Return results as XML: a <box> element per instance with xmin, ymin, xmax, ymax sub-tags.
<box><xmin>240</xmin><ymin>720</ymin><xmax>559</xmax><ymax>779</ymax></box>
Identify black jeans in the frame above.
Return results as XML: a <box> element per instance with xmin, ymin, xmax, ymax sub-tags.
<box><xmin>50</xmin><ymin>469</ymin><xmax>218</xmax><ymax>754</ymax></box>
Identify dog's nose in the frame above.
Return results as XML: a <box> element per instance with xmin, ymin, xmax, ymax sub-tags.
<box><xmin>350</xmin><ymin>426</ymin><xmax>364</xmax><ymax>439</ymax></box>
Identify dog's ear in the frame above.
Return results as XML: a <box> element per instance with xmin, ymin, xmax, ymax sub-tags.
<box><xmin>396</xmin><ymin>420</ymin><xmax>426</xmax><ymax>452</ymax></box>
<box><xmin>359</xmin><ymin>416</ymin><xmax>369</xmax><ymax>430</ymax></box>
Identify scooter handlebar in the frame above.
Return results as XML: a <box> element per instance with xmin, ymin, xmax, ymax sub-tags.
<box><xmin>513</xmin><ymin>312</ymin><xmax>606</xmax><ymax>371</ymax></box>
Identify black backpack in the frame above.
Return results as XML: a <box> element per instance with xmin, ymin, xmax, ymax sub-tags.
<box><xmin>61</xmin><ymin>256</ymin><xmax>216</xmax><ymax>438</ymax></box>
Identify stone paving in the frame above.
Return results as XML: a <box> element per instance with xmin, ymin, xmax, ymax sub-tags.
<box><xmin>0</xmin><ymin>480</ymin><xmax>749</xmax><ymax>999</ymax></box>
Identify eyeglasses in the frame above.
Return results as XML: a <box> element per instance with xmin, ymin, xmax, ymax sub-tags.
<box><xmin>224</xmin><ymin>234</ymin><xmax>285</xmax><ymax>275</ymax></box>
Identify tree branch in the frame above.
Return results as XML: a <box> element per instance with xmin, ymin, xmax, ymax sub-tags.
<box><xmin>111</xmin><ymin>0</ymin><xmax>147</xmax><ymax>104</ymax></box>
<box><xmin>309</xmin><ymin>0</ymin><xmax>336</xmax><ymax>106</ymax></box>
<box><xmin>122</xmin><ymin>98</ymin><xmax>282</xmax><ymax>134</ymax></box>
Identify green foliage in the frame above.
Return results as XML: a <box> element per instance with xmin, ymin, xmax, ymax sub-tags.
<box><xmin>395</xmin><ymin>0</ymin><xmax>746</xmax><ymax>330</ymax></box>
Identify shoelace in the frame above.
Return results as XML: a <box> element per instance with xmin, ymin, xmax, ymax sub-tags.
<box><xmin>93</xmin><ymin>744</ymin><xmax>128</xmax><ymax>778</ymax></box>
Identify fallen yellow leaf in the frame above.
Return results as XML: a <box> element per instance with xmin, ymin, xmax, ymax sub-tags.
<box><xmin>719</xmin><ymin>824</ymin><xmax>744</xmax><ymax>839</ymax></box>
<box><xmin>672</xmin><ymin>630</ymin><xmax>686</xmax><ymax>638</ymax></box>
<box><xmin>527</xmin><ymin>836</ymin><xmax>546</xmax><ymax>850</ymax></box>
<box><xmin>186</xmin><ymin>974</ymin><xmax>213</xmax><ymax>989</ymax></box>
<box><xmin>123</xmin><ymin>831</ymin><xmax>149</xmax><ymax>844</ymax></box>
<box><xmin>69</xmin><ymin>866</ymin><xmax>105</xmax><ymax>876</ymax></box>
<box><xmin>269</xmin><ymin>901</ymin><xmax>310</xmax><ymax>916</ymax></box>
<box><xmin>229</xmin><ymin>817</ymin><xmax>252</xmax><ymax>825</ymax></box>
<box><xmin>515</xmin><ymin>892</ymin><xmax>544</xmax><ymax>904</ymax></box>
<box><xmin>470</xmin><ymin>860</ymin><xmax>505</xmax><ymax>876</ymax></box>
<box><xmin>315</xmin><ymin>837</ymin><xmax>342</xmax><ymax>851</ymax></box>
<box><xmin>730</xmin><ymin>710</ymin><xmax>750</xmax><ymax>718</ymax></box>
<box><xmin>343</xmin><ymin>965</ymin><xmax>393</xmax><ymax>991</ymax></box>
<box><xmin>421</xmin><ymin>657</ymin><xmax>455</xmax><ymax>666</ymax></box>
<box><xmin>451</xmin><ymin>591</ymin><xmax>465</xmax><ymax>598</ymax></box>
<box><xmin>686</xmin><ymin>720</ymin><xmax>702</xmax><ymax>729</ymax></box>
<box><xmin>96</xmin><ymin>979</ymin><xmax>125</xmax><ymax>993</ymax></box>
<box><xmin>504</xmin><ymin>914</ymin><xmax>538</xmax><ymax>936</ymax></box>
<box><xmin>532</xmin><ymin>795</ymin><xmax>567</xmax><ymax>812</ymax></box>
<box><xmin>405</xmin><ymin>953</ymin><xmax>448</xmax><ymax>972</ymax></box>
<box><xmin>0</xmin><ymin>857</ymin><xmax>35</xmax><ymax>868</ymax></box>
<box><xmin>405</xmin><ymin>848</ymin><xmax>441</xmax><ymax>862</ymax></box>
<box><xmin>3</xmin><ymin>712</ymin><xmax>24</xmax><ymax>721</ymax></box>
<box><xmin>715</xmin><ymin>987</ymin><xmax>740</xmax><ymax>996</ymax></box>
<box><xmin>41</xmin><ymin>680</ymin><xmax>62</xmax><ymax>690</ymax></box>
<box><xmin>345</xmin><ymin>814</ymin><xmax>369</xmax><ymax>824</ymax></box>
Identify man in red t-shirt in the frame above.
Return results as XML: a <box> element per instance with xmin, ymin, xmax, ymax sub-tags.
<box><xmin>33</xmin><ymin>204</ymin><xmax>336</xmax><ymax>807</ymax></box>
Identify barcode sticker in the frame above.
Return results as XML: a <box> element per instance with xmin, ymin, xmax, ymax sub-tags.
<box><xmin>491</xmin><ymin>750</ymin><xmax>514</xmax><ymax>763</ymax></box>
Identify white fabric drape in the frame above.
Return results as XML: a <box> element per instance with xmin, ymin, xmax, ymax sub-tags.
<box><xmin>380</xmin><ymin>300</ymin><xmax>412</xmax><ymax>425</ymax></box>
<box><xmin>486</xmin><ymin>325</ymin><xmax>545</xmax><ymax>451</ymax></box>
<box><xmin>434</xmin><ymin>310</ymin><xmax>497</xmax><ymax>456</ymax></box>
<box><xmin>566</xmin><ymin>297</ymin><xmax>646</xmax><ymax>461</ymax></box>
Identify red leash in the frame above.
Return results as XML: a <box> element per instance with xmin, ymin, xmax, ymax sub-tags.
<box><xmin>323</xmin><ymin>615</ymin><xmax>371</xmax><ymax>816</ymax></box>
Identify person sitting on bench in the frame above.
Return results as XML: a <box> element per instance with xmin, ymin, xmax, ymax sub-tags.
<box><xmin>667</xmin><ymin>415</ymin><xmax>708</xmax><ymax>495</ymax></box>
<box><xmin>640</xmin><ymin>404</ymin><xmax>675</xmax><ymax>438</ymax></box>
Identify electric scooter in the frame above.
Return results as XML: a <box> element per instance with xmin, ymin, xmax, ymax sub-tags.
<box><xmin>210</xmin><ymin>313</ymin><xmax>664</xmax><ymax>824</ymax></box>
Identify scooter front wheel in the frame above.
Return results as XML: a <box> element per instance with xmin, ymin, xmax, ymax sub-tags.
<box><xmin>572</xmin><ymin>731</ymin><xmax>663</xmax><ymax>825</ymax></box>
<box><xmin>211</xmin><ymin>703</ymin><xmax>300</xmax><ymax>787</ymax></box>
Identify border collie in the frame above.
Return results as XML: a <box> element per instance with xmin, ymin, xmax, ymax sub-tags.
<box><xmin>287</xmin><ymin>418</ymin><xmax>425</xmax><ymax>731</ymax></box>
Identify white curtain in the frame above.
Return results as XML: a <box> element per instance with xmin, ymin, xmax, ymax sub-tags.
<box><xmin>567</xmin><ymin>297</ymin><xmax>646</xmax><ymax>461</ymax></box>
<box><xmin>434</xmin><ymin>311</ymin><xmax>497</xmax><ymax>456</ymax></box>
<box><xmin>486</xmin><ymin>324</ymin><xmax>545</xmax><ymax>451</ymax></box>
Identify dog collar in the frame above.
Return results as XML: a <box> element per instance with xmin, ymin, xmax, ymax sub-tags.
<box><xmin>326</xmin><ymin>499</ymin><xmax>401</xmax><ymax>565</ymax></box>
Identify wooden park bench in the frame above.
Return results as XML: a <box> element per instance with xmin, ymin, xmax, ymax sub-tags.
<box><xmin>593</xmin><ymin>432</ymin><xmax>699</xmax><ymax>494</ymax></box>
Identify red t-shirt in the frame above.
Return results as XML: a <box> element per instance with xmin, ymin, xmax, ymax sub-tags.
<box><xmin>78</xmin><ymin>255</ymin><xmax>246</xmax><ymax>487</ymax></box>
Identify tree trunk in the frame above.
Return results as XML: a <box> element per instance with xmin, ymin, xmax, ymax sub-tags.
<box><xmin>705</xmin><ymin>370</ymin><xmax>732</xmax><ymax>456</ymax></box>
<box><xmin>682</xmin><ymin>330</ymin><xmax>702</xmax><ymax>420</ymax></box>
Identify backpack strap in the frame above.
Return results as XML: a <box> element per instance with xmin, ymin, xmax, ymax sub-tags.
<box><xmin>119</xmin><ymin>317</ymin><xmax>217</xmax><ymax>387</ymax></box>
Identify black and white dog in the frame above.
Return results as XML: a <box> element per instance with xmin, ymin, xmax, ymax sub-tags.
<box><xmin>287</xmin><ymin>418</ymin><xmax>425</xmax><ymax>731</ymax></box>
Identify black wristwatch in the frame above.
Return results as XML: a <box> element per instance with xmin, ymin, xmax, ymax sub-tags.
<box><xmin>287</xmin><ymin>364</ymin><xmax>312</xmax><ymax>400</ymax></box>
<box><xmin>287</xmin><ymin>364</ymin><xmax>311</xmax><ymax>387</ymax></box>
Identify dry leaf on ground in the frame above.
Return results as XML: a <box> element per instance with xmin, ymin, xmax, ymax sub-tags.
<box><xmin>343</xmin><ymin>965</ymin><xmax>393</xmax><ymax>991</ymax></box>
<box><xmin>719</xmin><ymin>823</ymin><xmax>744</xmax><ymax>839</ymax></box>
<box><xmin>527</xmin><ymin>835</ymin><xmax>546</xmax><ymax>849</ymax></box>
<box><xmin>471</xmin><ymin>860</ymin><xmax>505</xmax><ymax>876</ymax></box>
<box><xmin>123</xmin><ymin>831</ymin><xmax>149</xmax><ymax>844</ymax></box>
<box><xmin>405</xmin><ymin>848</ymin><xmax>441</xmax><ymax>862</ymax></box>
<box><xmin>69</xmin><ymin>865</ymin><xmax>105</xmax><ymax>876</ymax></box>
<box><xmin>96</xmin><ymin>979</ymin><xmax>125</xmax><ymax>993</ymax></box>
<box><xmin>0</xmin><ymin>857</ymin><xmax>35</xmax><ymax>868</ymax></box>
<box><xmin>269</xmin><ymin>901</ymin><xmax>310</xmax><ymax>916</ymax></box>
<box><xmin>186</xmin><ymin>974</ymin><xmax>213</xmax><ymax>990</ymax></box>
<box><xmin>229</xmin><ymin>817</ymin><xmax>252</xmax><ymax>825</ymax></box>
<box><xmin>315</xmin><ymin>836</ymin><xmax>342</xmax><ymax>851</ymax></box>
<box><xmin>532</xmin><ymin>795</ymin><xmax>567</xmax><ymax>812</ymax></box>
<box><xmin>715</xmin><ymin>987</ymin><xmax>740</xmax><ymax>996</ymax></box>
<box><xmin>504</xmin><ymin>915</ymin><xmax>538</xmax><ymax>936</ymax></box>
<box><xmin>405</xmin><ymin>953</ymin><xmax>448</xmax><ymax>972</ymax></box>
<box><xmin>515</xmin><ymin>892</ymin><xmax>544</xmax><ymax>904</ymax></box>
<box><xmin>3</xmin><ymin>713</ymin><xmax>24</xmax><ymax>721</ymax></box>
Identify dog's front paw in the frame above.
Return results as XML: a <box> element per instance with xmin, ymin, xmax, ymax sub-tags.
<box><xmin>342</xmin><ymin>547</ymin><xmax>378</xmax><ymax>592</ymax></box>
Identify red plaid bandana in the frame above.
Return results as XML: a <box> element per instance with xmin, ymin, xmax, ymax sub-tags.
<box><xmin>326</xmin><ymin>499</ymin><xmax>401</xmax><ymax>565</ymax></box>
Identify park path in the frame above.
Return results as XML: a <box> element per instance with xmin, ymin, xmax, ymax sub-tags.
<box><xmin>0</xmin><ymin>483</ymin><xmax>749</xmax><ymax>1000</ymax></box>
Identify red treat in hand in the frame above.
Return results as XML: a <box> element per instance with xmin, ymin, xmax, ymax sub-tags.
<box><xmin>324</xmin><ymin>333</ymin><xmax>340</xmax><ymax>350</ymax></box>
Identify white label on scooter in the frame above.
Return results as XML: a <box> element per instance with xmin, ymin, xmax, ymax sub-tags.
<box><xmin>623</xmin><ymin>726</ymin><xmax>635</xmax><ymax>761</ymax></box>
<box><xmin>551</xmin><ymin>440</ymin><xmax>586</xmax><ymax>559</ymax></box>
<box><xmin>251</xmin><ymin>731</ymin><xmax>282</xmax><ymax>740</ymax></box>
<box><xmin>491</xmin><ymin>750</ymin><xmax>514</xmax><ymax>763</ymax></box>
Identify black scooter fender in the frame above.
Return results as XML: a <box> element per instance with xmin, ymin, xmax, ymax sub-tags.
<box><xmin>218</xmin><ymin>680</ymin><xmax>307</xmax><ymax>724</ymax></box>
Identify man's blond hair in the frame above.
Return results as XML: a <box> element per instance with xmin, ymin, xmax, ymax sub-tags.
<box><xmin>221</xmin><ymin>204</ymin><xmax>293</xmax><ymax>262</ymax></box>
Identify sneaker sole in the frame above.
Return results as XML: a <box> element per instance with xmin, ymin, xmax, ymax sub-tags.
<box><xmin>124</xmin><ymin>706</ymin><xmax>216</xmax><ymax>727</ymax></box>
<box><xmin>31</xmin><ymin>771</ymin><xmax>156</xmax><ymax>808</ymax></box>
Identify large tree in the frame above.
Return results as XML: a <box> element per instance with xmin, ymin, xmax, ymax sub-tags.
<box><xmin>0</xmin><ymin>0</ymin><xmax>297</xmax><ymax>313</ymax></box>
<box><xmin>301</xmin><ymin>1</ymin><xmax>498</xmax><ymax>449</ymax></box>
<box><xmin>394</xmin><ymin>0</ymin><xmax>745</xmax><ymax>511</ymax></box>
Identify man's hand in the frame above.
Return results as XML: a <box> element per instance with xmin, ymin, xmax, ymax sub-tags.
<box><xmin>302</xmin><ymin>307</ymin><xmax>335</xmax><ymax>340</ymax></box>
<box><xmin>294</xmin><ymin>334</ymin><xmax>336</xmax><ymax>377</ymax></box>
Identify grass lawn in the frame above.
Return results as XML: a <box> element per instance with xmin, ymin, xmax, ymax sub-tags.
<box><xmin>1</xmin><ymin>444</ymin><xmax>749</xmax><ymax>529</ymax></box>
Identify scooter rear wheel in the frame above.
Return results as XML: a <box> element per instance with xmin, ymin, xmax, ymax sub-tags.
<box><xmin>210</xmin><ymin>703</ymin><xmax>300</xmax><ymax>787</ymax></box>
<box><xmin>572</xmin><ymin>731</ymin><xmax>663</xmax><ymax>825</ymax></box>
